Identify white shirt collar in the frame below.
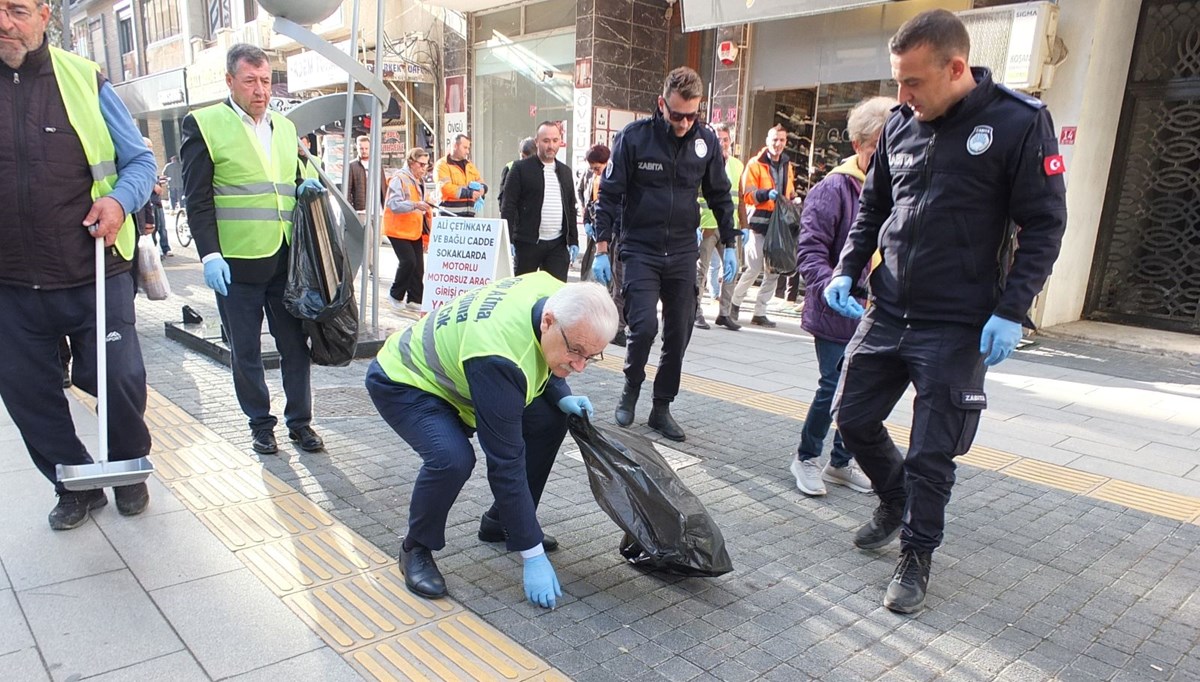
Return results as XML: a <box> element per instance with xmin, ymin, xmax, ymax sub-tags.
<box><xmin>228</xmin><ymin>98</ymin><xmax>269</xmax><ymax>127</ymax></box>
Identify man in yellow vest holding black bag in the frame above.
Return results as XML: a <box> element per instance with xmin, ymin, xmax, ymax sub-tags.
<box><xmin>366</xmin><ymin>273</ymin><xmax>617</xmax><ymax>608</ymax></box>
<box><xmin>0</xmin><ymin>0</ymin><xmax>158</xmax><ymax>529</ymax></box>
<box><xmin>181</xmin><ymin>44</ymin><xmax>325</xmax><ymax>456</ymax></box>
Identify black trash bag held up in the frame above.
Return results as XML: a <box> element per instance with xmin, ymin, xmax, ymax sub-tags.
<box><xmin>567</xmin><ymin>415</ymin><xmax>733</xmax><ymax>577</ymax></box>
<box><xmin>763</xmin><ymin>198</ymin><xmax>800</xmax><ymax>276</ymax></box>
<box><xmin>284</xmin><ymin>186</ymin><xmax>358</xmax><ymax>366</ymax></box>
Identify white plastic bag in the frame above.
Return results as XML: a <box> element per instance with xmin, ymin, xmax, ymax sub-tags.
<box><xmin>137</xmin><ymin>234</ymin><xmax>171</xmax><ymax>300</ymax></box>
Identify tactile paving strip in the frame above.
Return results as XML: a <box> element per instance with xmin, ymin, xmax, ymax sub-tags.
<box><xmin>1003</xmin><ymin>458</ymin><xmax>1107</xmax><ymax>494</ymax></box>
<box><xmin>151</xmin><ymin>441</ymin><xmax>256</xmax><ymax>481</ymax></box>
<box><xmin>349</xmin><ymin>613</ymin><xmax>550</xmax><ymax>682</ymax></box>
<box><xmin>169</xmin><ymin>467</ymin><xmax>294</xmax><ymax>512</ymax></box>
<box><xmin>1090</xmin><ymin>479</ymin><xmax>1200</xmax><ymax>522</ymax></box>
<box><xmin>198</xmin><ymin>494</ymin><xmax>338</xmax><ymax>550</ymax></box>
<box><xmin>285</xmin><ymin>565</ymin><xmax>462</xmax><ymax>652</ymax></box>
<box><xmin>239</xmin><ymin>526</ymin><xmax>394</xmax><ymax>596</ymax></box>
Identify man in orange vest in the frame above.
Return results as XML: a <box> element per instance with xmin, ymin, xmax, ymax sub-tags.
<box><xmin>434</xmin><ymin>134</ymin><xmax>486</xmax><ymax>217</ymax></box>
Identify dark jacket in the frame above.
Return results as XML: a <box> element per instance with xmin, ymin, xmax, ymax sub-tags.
<box><xmin>796</xmin><ymin>159</ymin><xmax>870</xmax><ymax>343</ymax></box>
<box><xmin>346</xmin><ymin>158</ymin><xmax>385</xmax><ymax>211</ymax></box>
<box><xmin>500</xmin><ymin>155</ymin><xmax>578</xmax><ymax>246</ymax></box>
<box><xmin>596</xmin><ymin>110</ymin><xmax>736</xmax><ymax>256</ymax></box>
<box><xmin>834</xmin><ymin>68</ymin><xmax>1067</xmax><ymax>326</ymax></box>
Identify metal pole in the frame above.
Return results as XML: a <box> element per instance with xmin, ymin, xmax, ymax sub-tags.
<box><xmin>370</xmin><ymin>0</ymin><xmax>385</xmax><ymax>333</ymax></box>
<box><xmin>342</xmin><ymin>0</ymin><xmax>362</xmax><ymax>194</ymax></box>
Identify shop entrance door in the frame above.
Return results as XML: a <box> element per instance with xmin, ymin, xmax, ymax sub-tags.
<box><xmin>1086</xmin><ymin>0</ymin><xmax>1200</xmax><ymax>334</ymax></box>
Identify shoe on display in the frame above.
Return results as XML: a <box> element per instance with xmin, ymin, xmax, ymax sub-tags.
<box><xmin>823</xmin><ymin>461</ymin><xmax>873</xmax><ymax>493</ymax></box>
<box><xmin>790</xmin><ymin>458</ymin><xmax>826</xmax><ymax>496</ymax></box>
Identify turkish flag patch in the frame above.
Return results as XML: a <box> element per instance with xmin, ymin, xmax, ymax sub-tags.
<box><xmin>1043</xmin><ymin>154</ymin><xmax>1066</xmax><ymax>176</ymax></box>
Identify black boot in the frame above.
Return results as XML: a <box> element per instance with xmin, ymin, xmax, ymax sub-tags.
<box><xmin>884</xmin><ymin>548</ymin><xmax>932</xmax><ymax>614</ymax></box>
<box><xmin>647</xmin><ymin>400</ymin><xmax>685</xmax><ymax>442</ymax></box>
<box><xmin>615</xmin><ymin>382</ymin><xmax>639</xmax><ymax>427</ymax></box>
<box><xmin>854</xmin><ymin>498</ymin><xmax>905</xmax><ymax>549</ymax></box>
<box><xmin>400</xmin><ymin>540</ymin><xmax>448</xmax><ymax>599</ymax></box>
<box><xmin>478</xmin><ymin>512</ymin><xmax>559</xmax><ymax>551</ymax></box>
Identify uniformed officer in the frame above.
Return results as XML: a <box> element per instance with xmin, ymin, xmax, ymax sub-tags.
<box><xmin>593</xmin><ymin>66</ymin><xmax>739</xmax><ymax>442</ymax></box>
<box><xmin>826</xmin><ymin>9</ymin><xmax>1067</xmax><ymax>614</ymax></box>
<box><xmin>366</xmin><ymin>274</ymin><xmax>617</xmax><ymax>608</ymax></box>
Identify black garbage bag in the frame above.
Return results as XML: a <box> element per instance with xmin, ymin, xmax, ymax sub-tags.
<box><xmin>284</xmin><ymin>186</ymin><xmax>358</xmax><ymax>366</ymax></box>
<box><xmin>763</xmin><ymin>198</ymin><xmax>800</xmax><ymax>276</ymax></box>
<box><xmin>568</xmin><ymin>415</ymin><xmax>733</xmax><ymax>577</ymax></box>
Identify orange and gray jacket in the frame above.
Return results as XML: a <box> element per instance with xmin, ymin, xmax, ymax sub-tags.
<box><xmin>742</xmin><ymin>147</ymin><xmax>796</xmax><ymax>234</ymax></box>
<box><xmin>434</xmin><ymin>155</ymin><xmax>485</xmax><ymax>216</ymax></box>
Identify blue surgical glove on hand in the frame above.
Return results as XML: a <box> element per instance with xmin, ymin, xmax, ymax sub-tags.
<box><xmin>980</xmin><ymin>314</ymin><xmax>1022</xmax><ymax>366</ymax></box>
<box><xmin>569</xmin><ymin>245</ymin><xmax>579</xmax><ymax>263</ymax></box>
<box><xmin>722</xmin><ymin>247</ymin><xmax>738</xmax><ymax>283</ymax></box>
<box><xmin>203</xmin><ymin>256</ymin><xmax>231</xmax><ymax>297</ymax></box>
<box><xmin>593</xmin><ymin>253</ymin><xmax>612</xmax><ymax>285</ymax></box>
<box><xmin>584</xmin><ymin>222</ymin><xmax>595</xmax><ymax>239</ymax></box>
<box><xmin>473</xmin><ymin>197</ymin><xmax>485</xmax><ymax>214</ymax></box>
<box><xmin>696</xmin><ymin>228</ymin><xmax>703</xmax><ymax>246</ymax></box>
<box><xmin>557</xmin><ymin>395</ymin><xmax>594</xmax><ymax>418</ymax></box>
<box><xmin>523</xmin><ymin>554</ymin><xmax>562</xmax><ymax>608</ymax></box>
<box><xmin>824</xmin><ymin>275</ymin><xmax>864</xmax><ymax>319</ymax></box>
<box><xmin>297</xmin><ymin>178</ymin><xmax>323</xmax><ymax>196</ymax></box>
<box><xmin>467</xmin><ymin>181</ymin><xmax>484</xmax><ymax>192</ymax></box>
<box><xmin>740</xmin><ymin>229</ymin><xmax>749</xmax><ymax>241</ymax></box>
<box><xmin>768</xmin><ymin>189</ymin><xmax>779</xmax><ymax>201</ymax></box>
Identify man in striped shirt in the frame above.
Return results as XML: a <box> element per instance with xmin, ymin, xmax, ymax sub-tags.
<box><xmin>500</xmin><ymin>121</ymin><xmax>579</xmax><ymax>281</ymax></box>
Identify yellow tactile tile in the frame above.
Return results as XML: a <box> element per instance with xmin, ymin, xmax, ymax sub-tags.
<box><xmin>1089</xmin><ymin>480</ymin><xmax>1200</xmax><ymax>523</ymax></box>
<box><xmin>285</xmin><ymin>565</ymin><xmax>461</xmax><ymax>652</ymax></box>
<box><xmin>958</xmin><ymin>446</ymin><xmax>1022</xmax><ymax>471</ymax></box>
<box><xmin>168</xmin><ymin>467</ymin><xmax>293</xmax><ymax>512</ymax></box>
<box><xmin>349</xmin><ymin>613</ymin><xmax>549</xmax><ymax>682</ymax></box>
<box><xmin>1001</xmin><ymin>459</ymin><xmax>1107</xmax><ymax>494</ymax></box>
<box><xmin>197</xmin><ymin>494</ymin><xmax>338</xmax><ymax>550</ymax></box>
<box><xmin>150</xmin><ymin>423</ymin><xmax>225</xmax><ymax>451</ymax></box>
<box><xmin>151</xmin><ymin>442</ymin><xmax>257</xmax><ymax>481</ymax></box>
<box><xmin>143</xmin><ymin>403</ymin><xmax>195</xmax><ymax>429</ymax></box>
<box><xmin>239</xmin><ymin>526</ymin><xmax>393</xmax><ymax>596</ymax></box>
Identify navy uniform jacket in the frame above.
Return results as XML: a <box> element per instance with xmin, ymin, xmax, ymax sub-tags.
<box><xmin>835</xmin><ymin>68</ymin><xmax>1067</xmax><ymax>326</ymax></box>
<box><xmin>595</xmin><ymin>110</ymin><xmax>737</xmax><ymax>257</ymax></box>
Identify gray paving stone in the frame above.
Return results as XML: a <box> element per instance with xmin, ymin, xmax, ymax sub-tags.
<box><xmin>0</xmin><ymin>589</ymin><xmax>33</xmax><ymax>657</ymax></box>
<box><xmin>151</xmin><ymin>568</ymin><xmax>324</xmax><ymax>680</ymax></box>
<box><xmin>20</xmin><ymin>570</ymin><xmax>181</xmax><ymax>681</ymax></box>
<box><xmin>82</xmin><ymin>651</ymin><xmax>209</xmax><ymax>682</ymax></box>
<box><xmin>226</xmin><ymin>647</ymin><xmax>363</xmax><ymax>681</ymax></box>
<box><xmin>0</xmin><ymin>647</ymin><xmax>48</xmax><ymax>682</ymax></box>
<box><xmin>99</xmin><ymin>509</ymin><xmax>242</xmax><ymax>591</ymax></box>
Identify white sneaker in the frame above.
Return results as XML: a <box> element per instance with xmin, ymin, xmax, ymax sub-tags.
<box><xmin>387</xmin><ymin>296</ymin><xmax>404</xmax><ymax>311</ymax></box>
<box><xmin>405</xmin><ymin>302</ymin><xmax>422</xmax><ymax>312</ymax></box>
<box><xmin>790</xmin><ymin>458</ymin><xmax>826</xmax><ymax>496</ymax></box>
<box><xmin>823</xmin><ymin>460</ymin><xmax>873</xmax><ymax>493</ymax></box>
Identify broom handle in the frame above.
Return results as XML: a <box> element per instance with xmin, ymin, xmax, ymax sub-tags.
<box><xmin>95</xmin><ymin>237</ymin><xmax>107</xmax><ymax>463</ymax></box>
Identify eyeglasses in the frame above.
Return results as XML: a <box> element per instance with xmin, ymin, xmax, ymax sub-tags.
<box><xmin>0</xmin><ymin>4</ymin><xmax>36</xmax><ymax>21</ymax></box>
<box><xmin>557</xmin><ymin>325</ymin><xmax>604</xmax><ymax>364</ymax></box>
<box><xmin>662</xmin><ymin>100</ymin><xmax>700</xmax><ymax>124</ymax></box>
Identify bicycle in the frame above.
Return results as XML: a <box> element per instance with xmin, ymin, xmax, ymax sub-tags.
<box><xmin>171</xmin><ymin>204</ymin><xmax>192</xmax><ymax>248</ymax></box>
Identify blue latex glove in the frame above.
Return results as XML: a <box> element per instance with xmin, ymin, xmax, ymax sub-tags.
<box><xmin>740</xmin><ymin>229</ymin><xmax>749</xmax><ymax>241</ymax></box>
<box><xmin>203</xmin><ymin>255</ymin><xmax>231</xmax><ymax>297</ymax></box>
<box><xmin>980</xmin><ymin>314</ymin><xmax>1022</xmax><ymax>366</ymax></box>
<box><xmin>696</xmin><ymin>228</ymin><xmax>703</xmax><ymax>246</ymax></box>
<box><xmin>467</xmin><ymin>181</ymin><xmax>484</xmax><ymax>191</ymax></box>
<box><xmin>297</xmin><ymin>178</ymin><xmax>323</xmax><ymax>196</ymax></box>
<box><xmin>569</xmin><ymin>244</ymin><xmax>579</xmax><ymax>263</ymax></box>
<box><xmin>768</xmin><ymin>189</ymin><xmax>779</xmax><ymax>201</ymax></box>
<box><xmin>584</xmin><ymin>222</ymin><xmax>594</xmax><ymax>239</ymax></box>
<box><xmin>824</xmin><ymin>275</ymin><xmax>864</xmax><ymax>319</ymax></box>
<box><xmin>722</xmin><ymin>247</ymin><xmax>737</xmax><ymax>283</ymax></box>
<box><xmin>523</xmin><ymin>554</ymin><xmax>561</xmax><ymax>608</ymax></box>
<box><xmin>557</xmin><ymin>395</ymin><xmax>594</xmax><ymax>418</ymax></box>
<box><xmin>593</xmin><ymin>253</ymin><xmax>612</xmax><ymax>285</ymax></box>
<box><xmin>473</xmin><ymin>197</ymin><xmax>485</xmax><ymax>214</ymax></box>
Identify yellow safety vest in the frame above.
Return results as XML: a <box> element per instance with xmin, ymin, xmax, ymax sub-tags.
<box><xmin>376</xmin><ymin>272</ymin><xmax>564</xmax><ymax>427</ymax></box>
<box><xmin>191</xmin><ymin>103</ymin><xmax>299</xmax><ymax>259</ymax></box>
<box><xmin>699</xmin><ymin>155</ymin><xmax>744</xmax><ymax>230</ymax></box>
<box><xmin>49</xmin><ymin>47</ymin><xmax>135</xmax><ymax>260</ymax></box>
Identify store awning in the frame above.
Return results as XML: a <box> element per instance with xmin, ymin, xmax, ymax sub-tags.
<box><xmin>112</xmin><ymin>68</ymin><xmax>188</xmax><ymax>118</ymax></box>
<box><xmin>679</xmin><ymin>0</ymin><xmax>890</xmax><ymax>32</ymax></box>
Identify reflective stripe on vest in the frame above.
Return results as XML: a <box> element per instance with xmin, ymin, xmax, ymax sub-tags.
<box><xmin>375</xmin><ymin>272</ymin><xmax>564</xmax><ymax>428</ymax></box>
<box><xmin>49</xmin><ymin>47</ymin><xmax>135</xmax><ymax>261</ymax></box>
<box><xmin>191</xmin><ymin>104</ymin><xmax>300</xmax><ymax>260</ymax></box>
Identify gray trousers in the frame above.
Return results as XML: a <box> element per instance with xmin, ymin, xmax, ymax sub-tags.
<box><xmin>697</xmin><ymin>229</ymin><xmax>734</xmax><ymax>319</ymax></box>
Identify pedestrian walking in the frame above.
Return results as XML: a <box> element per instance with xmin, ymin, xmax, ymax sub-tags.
<box><xmin>501</xmin><ymin>121</ymin><xmax>578</xmax><ymax>281</ymax></box>
<box><xmin>695</xmin><ymin>122</ymin><xmax>745</xmax><ymax>331</ymax></box>
<box><xmin>383</xmin><ymin>147</ymin><xmax>433</xmax><ymax>310</ymax></box>
<box><xmin>575</xmin><ymin>143</ymin><xmax>609</xmax><ymax>282</ymax></box>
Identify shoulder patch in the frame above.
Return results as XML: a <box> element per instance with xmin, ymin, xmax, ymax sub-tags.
<box><xmin>996</xmin><ymin>83</ymin><xmax>1045</xmax><ymax>110</ymax></box>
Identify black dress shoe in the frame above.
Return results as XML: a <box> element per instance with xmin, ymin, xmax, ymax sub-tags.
<box><xmin>611</xmin><ymin>329</ymin><xmax>627</xmax><ymax>347</ymax></box>
<box><xmin>715</xmin><ymin>315</ymin><xmax>742</xmax><ymax>331</ymax></box>
<box><xmin>694</xmin><ymin>315</ymin><xmax>710</xmax><ymax>330</ymax></box>
<box><xmin>251</xmin><ymin>429</ymin><xmax>277</xmax><ymax>455</ymax></box>
<box><xmin>114</xmin><ymin>482</ymin><xmax>150</xmax><ymax>516</ymax></box>
<box><xmin>400</xmin><ymin>544</ymin><xmax>448</xmax><ymax>599</ymax></box>
<box><xmin>615</xmin><ymin>382</ymin><xmax>639</xmax><ymax>427</ymax></box>
<box><xmin>647</xmin><ymin>402</ymin><xmax>686</xmax><ymax>442</ymax></box>
<box><xmin>751</xmin><ymin>315</ymin><xmax>777</xmax><ymax>328</ymax></box>
<box><xmin>478</xmin><ymin>514</ymin><xmax>559</xmax><ymax>551</ymax></box>
<box><xmin>48</xmin><ymin>489</ymin><xmax>107</xmax><ymax>530</ymax></box>
<box><xmin>288</xmin><ymin>426</ymin><xmax>325</xmax><ymax>452</ymax></box>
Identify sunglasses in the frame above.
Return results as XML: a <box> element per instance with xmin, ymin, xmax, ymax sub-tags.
<box><xmin>663</xmin><ymin>100</ymin><xmax>700</xmax><ymax>124</ymax></box>
<box><xmin>558</xmin><ymin>325</ymin><xmax>604</xmax><ymax>364</ymax></box>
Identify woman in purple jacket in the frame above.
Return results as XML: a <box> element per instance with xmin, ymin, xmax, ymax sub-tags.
<box><xmin>790</xmin><ymin>96</ymin><xmax>896</xmax><ymax>497</ymax></box>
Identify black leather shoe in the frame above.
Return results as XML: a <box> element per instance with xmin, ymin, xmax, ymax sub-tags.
<box><xmin>288</xmin><ymin>426</ymin><xmax>325</xmax><ymax>452</ymax></box>
<box><xmin>615</xmin><ymin>382</ymin><xmax>639</xmax><ymax>427</ymax></box>
<box><xmin>48</xmin><ymin>489</ymin><xmax>107</xmax><ymax>530</ymax></box>
<box><xmin>400</xmin><ymin>543</ymin><xmax>447</xmax><ymax>599</ymax></box>
<box><xmin>114</xmin><ymin>482</ymin><xmax>150</xmax><ymax>516</ymax></box>
<box><xmin>251</xmin><ymin>429</ymin><xmax>277</xmax><ymax>455</ymax></box>
<box><xmin>647</xmin><ymin>402</ymin><xmax>685</xmax><ymax>442</ymax></box>
<box><xmin>715</xmin><ymin>315</ymin><xmax>742</xmax><ymax>331</ymax></box>
<box><xmin>854</xmin><ymin>499</ymin><xmax>905</xmax><ymax>549</ymax></box>
<box><xmin>611</xmin><ymin>329</ymin><xmax>627</xmax><ymax>347</ymax></box>
<box><xmin>751</xmin><ymin>315</ymin><xmax>777</xmax><ymax>328</ymax></box>
<box><xmin>478</xmin><ymin>514</ymin><xmax>559</xmax><ymax>551</ymax></box>
<box><xmin>694</xmin><ymin>315</ymin><xmax>710</xmax><ymax>330</ymax></box>
<box><xmin>884</xmin><ymin>549</ymin><xmax>932</xmax><ymax>614</ymax></box>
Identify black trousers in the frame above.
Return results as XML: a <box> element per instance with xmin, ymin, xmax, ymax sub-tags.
<box><xmin>514</xmin><ymin>236</ymin><xmax>569</xmax><ymax>282</ymax></box>
<box><xmin>387</xmin><ymin>237</ymin><xmax>424</xmax><ymax>304</ymax></box>
<box><xmin>833</xmin><ymin>309</ymin><xmax>988</xmax><ymax>553</ymax></box>
<box><xmin>365</xmin><ymin>362</ymin><xmax>567</xmax><ymax>552</ymax></box>
<box><xmin>215</xmin><ymin>269</ymin><xmax>312</xmax><ymax>432</ymax></box>
<box><xmin>0</xmin><ymin>276</ymin><xmax>151</xmax><ymax>493</ymax></box>
<box><xmin>621</xmin><ymin>251</ymin><xmax>697</xmax><ymax>402</ymax></box>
